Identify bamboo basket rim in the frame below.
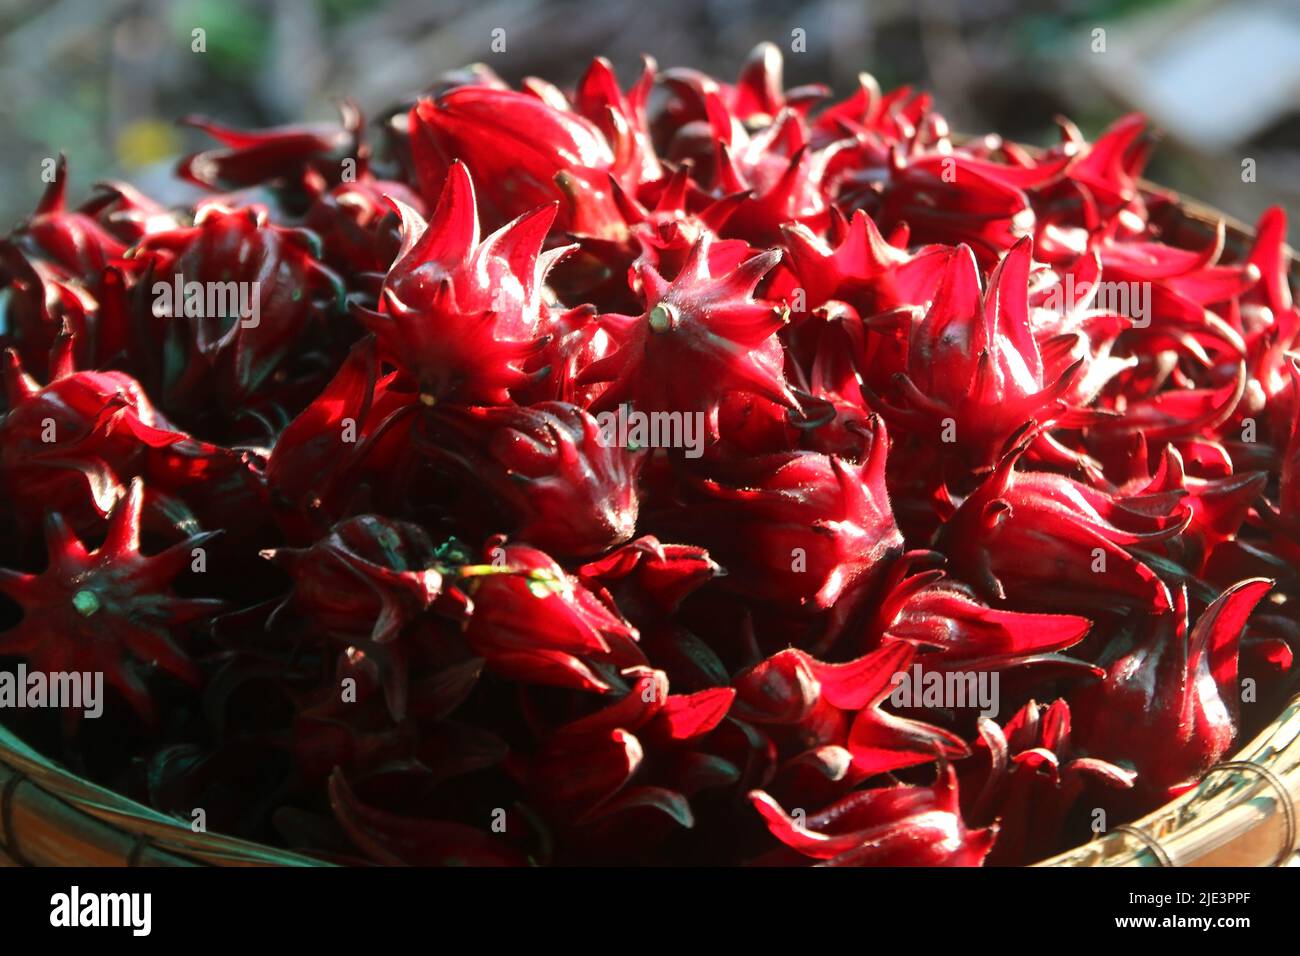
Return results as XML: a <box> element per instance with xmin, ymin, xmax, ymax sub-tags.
<box><xmin>0</xmin><ymin>185</ymin><xmax>1296</xmax><ymax>868</ymax></box>
<box><xmin>1038</xmin><ymin>690</ymin><xmax>1300</xmax><ymax>867</ymax></box>
<box><xmin>0</xmin><ymin>721</ymin><xmax>328</xmax><ymax>866</ymax></box>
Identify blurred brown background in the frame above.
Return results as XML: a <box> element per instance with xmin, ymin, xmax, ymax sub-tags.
<box><xmin>0</xmin><ymin>0</ymin><xmax>1297</xmax><ymax>229</ymax></box>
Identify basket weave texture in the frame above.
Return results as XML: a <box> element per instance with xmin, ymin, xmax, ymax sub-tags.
<box><xmin>0</xmin><ymin>724</ymin><xmax>324</xmax><ymax>866</ymax></box>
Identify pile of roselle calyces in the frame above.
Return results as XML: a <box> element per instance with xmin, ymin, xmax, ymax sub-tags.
<box><xmin>1</xmin><ymin>43</ymin><xmax>1297</xmax><ymax>867</ymax></box>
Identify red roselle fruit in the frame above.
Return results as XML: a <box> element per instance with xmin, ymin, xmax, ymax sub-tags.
<box><xmin>0</xmin><ymin>478</ymin><xmax>221</xmax><ymax>729</ymax></box>
<box><xmin>0</xmin><ymin>42</ymin><xmax>1295</xmax><ymax>869</ymax></box>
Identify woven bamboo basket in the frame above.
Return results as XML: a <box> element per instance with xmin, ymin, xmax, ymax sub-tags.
<box><xmin>0</xmin><ymin>189</ymin><xmax>1296</xmax><ymax>868</ymax></box>
<box><xmin>0</xmin><ymin>723</ymin><xmax>326</xmax><ymax>867</ymax></box>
